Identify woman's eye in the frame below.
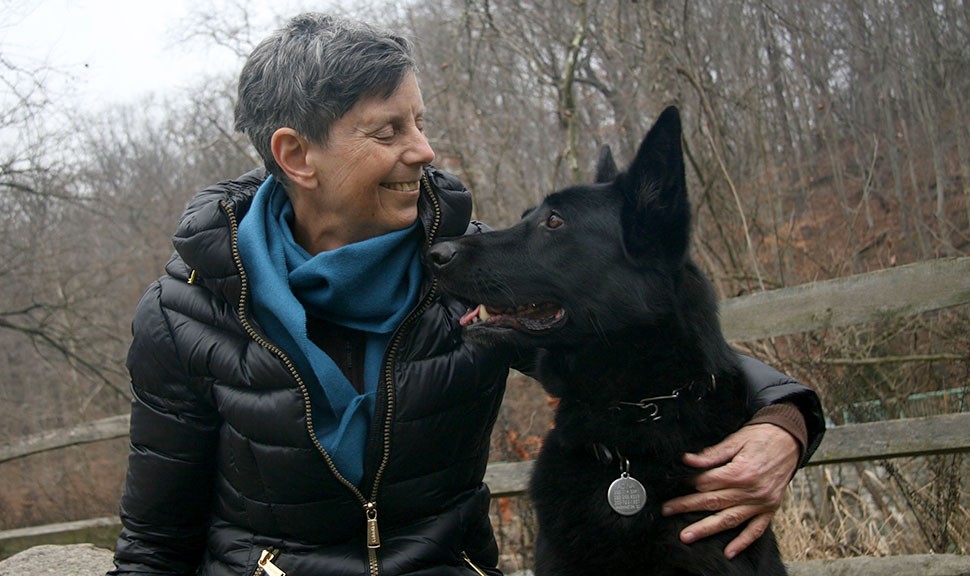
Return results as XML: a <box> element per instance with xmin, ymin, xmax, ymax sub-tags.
<box><xmin>544</xmin><ymin>212</ymin><xmax>564</xmax><ymax>229</ymax></box>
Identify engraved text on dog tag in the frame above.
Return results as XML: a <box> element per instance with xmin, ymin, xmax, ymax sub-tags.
<box><xmin>607</xmin><ymin>472</ymin><xmax>647</xmax><ymax>515</ymax></box>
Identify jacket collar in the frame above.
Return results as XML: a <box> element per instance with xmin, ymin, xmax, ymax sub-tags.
<box><xmin>169</xmin><ymin>165</ymin><xmax>472</xmax><ymax>284</ymax></box>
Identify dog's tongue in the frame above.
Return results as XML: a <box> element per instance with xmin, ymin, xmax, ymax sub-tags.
<box><xmin>460</xmin><ymin>305</ymin><xmax>483</xmax><ymax>327</ymax></box>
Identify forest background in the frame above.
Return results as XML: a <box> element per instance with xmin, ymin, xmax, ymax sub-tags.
<box><xmin>2</xmin><ymin>0</ymin><xmax>969</xmax><ymax>570</ymax></box>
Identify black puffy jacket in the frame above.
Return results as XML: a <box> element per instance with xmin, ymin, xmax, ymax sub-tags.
<box><xmin>110</xmin><ymin>166</ymin><xmax>824</xmax><ymax>576</ymax></box>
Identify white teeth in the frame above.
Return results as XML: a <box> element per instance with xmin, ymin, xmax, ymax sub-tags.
<box><xmin>479</xmin><ymin>307</ymin><xmax>491</xmax><ymax>320</ymax></box>
<box><xmin>383</xmin><ymin>181</ymin><xmax>419</xmax><ymax>192</ymax></box>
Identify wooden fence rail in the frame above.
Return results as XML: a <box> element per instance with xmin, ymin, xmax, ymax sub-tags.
<box><xmin>484</xmin><ymin>411</ymin><xmax>970</xmax><ymax>497</ymax></box>
<box><xmin>719</xmin><ymin>256</ymin><xmax>970</xmax><ymax>342</ymax></box>
<box><xmin>2</xmin><ymin>257</ymin><xmax>967</xmax><ymax>465</ymax></box>
<box><xmin>4</xmin><ymin>405</ymin><xmax>970</xmax><ymax>570</ymax></box>
<box><xmin>2</xmin><ymin>257</ymin><xmax>969</xmax><ymax>572</ymax></box>
<box><xmin>0</xmin><ymin>415</ymin><xmax>130</xmax><ymax>465</ymax></box>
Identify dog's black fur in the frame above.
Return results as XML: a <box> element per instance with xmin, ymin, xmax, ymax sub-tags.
<box><xmin>428</xmin><ymin>107</ymin><xmax>786</xmax><ymax>575</ymax></box>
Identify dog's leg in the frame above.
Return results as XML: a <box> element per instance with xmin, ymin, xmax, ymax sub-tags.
<box><xmin>533</xmin><ymin>532</ymin><xmax>553</xmax><ymax>576</ymax></box>
<box><xmin>533</xmin><ymin>532</ymin><xmax>580</xmax><ymax>576</ymax></box>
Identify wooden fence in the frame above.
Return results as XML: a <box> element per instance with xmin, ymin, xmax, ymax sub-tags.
<box><xmin>2</xmin><ymin>257</ymin><xmax>970</xmax><ymax>573</ymax></box>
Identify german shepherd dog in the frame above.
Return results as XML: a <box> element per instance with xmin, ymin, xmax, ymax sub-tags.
<box><xmin>428</xmin><ymin>107</ymin><xmax>786</xmax><ymax>575</ymax></box>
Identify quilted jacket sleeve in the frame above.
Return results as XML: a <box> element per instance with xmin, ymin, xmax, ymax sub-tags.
<box><xmin>738</xmin><ymin>354</ymin><xmax>826</xmax><ymax>467</ymax></box>
<box><xmin>108</xmin><ymin>279</ymin><xmax>221</xmax><ymax>576</ymax></box>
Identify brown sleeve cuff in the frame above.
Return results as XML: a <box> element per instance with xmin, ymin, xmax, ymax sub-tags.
<box><xmin>747</xmin><ymin>402</ymin><xmax>808</xmax><ymax>459</ymax></box>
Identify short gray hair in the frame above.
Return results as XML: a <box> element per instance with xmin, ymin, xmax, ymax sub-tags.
<box><xmin>234</xmin><ymin>13</ymin><xmax>416</xmax><ymax>179</ymax></box>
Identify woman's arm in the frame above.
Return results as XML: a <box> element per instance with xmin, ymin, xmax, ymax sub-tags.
<box><xmin>661</xmin><ymin>354</ymin><xmax>825</xmax><ymax>558</ymax></box>
<box><xmin>109</xmin><ymin>280</ymin><xmax>220</xmax><ymax>576</ymax></box>
<box><xmin>736</xmin><ymin>354</ymin><xmax>826</xmax><ymax>466</ymax></box>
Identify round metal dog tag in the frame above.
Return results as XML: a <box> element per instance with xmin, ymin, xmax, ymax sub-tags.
<box><xmin>607</xmin><ymin>473</ymin><xmax>647</xmax><ymax>516</ymax></box>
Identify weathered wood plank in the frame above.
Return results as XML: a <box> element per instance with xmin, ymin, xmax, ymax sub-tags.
<box><xmin>483</xmin><ymin>413</ymin><xmax>970</xmax><ymax>497</ymax></box>
<box><xmin>1</xmin><ymin>542</ymin><xmax>967</xmax><ymax>576</ymax></box>
<box><xmin>810</xmin><ymin>412</ymin><xmax>970</xmax><ymax>465</ymax></box>
<box><xmin>3</xmin><ymin>533</ymin><xmax>969</xmax><ymax>576</ymax></box>
<box><xmin>786</xmin><ymin>554</ymin><xmax>970</xmax><ymax>576</ymax></box>
<box><xmin>2</xmin><ymin>259</ymin><xmax>967</xmax><ymax>463</ymax></box>
<box><xmin>6</xmin><ymin>399</ymin><xmax>970</xmax><ymax>486</ymax></box>
<box><xmin>0</xmin><ymin>518</ymin><xmax>121</xmax><ymax>560</ymax></box>
<box><xmin>484</xmin><ymin>460</ymin><xmax>535</xmax><ymax>498</ymax></box>
<box><xmin>720</xmin><ymin>257</ymin><xmax>970</xmax><ymax>342</ymax></box>
<box><xmin>0</xmin><ymin>415</ymin><xmax>130</xmax><ymax>464</ymax></box>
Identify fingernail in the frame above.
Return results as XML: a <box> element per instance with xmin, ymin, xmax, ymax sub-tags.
<box><xmin>682</xmin><ymin>531</ymin><xmax>695</xmax><ymax>543</ymax></box>
<box><xmin>661</xmin><ymin>506</ymin><xmax>672</xmax><ymax>516</ymax></box>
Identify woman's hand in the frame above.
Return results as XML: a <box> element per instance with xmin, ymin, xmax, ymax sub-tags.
<box><xmin>660</xmin><ymin>423</ymin><xmax>799</xmax><ymax>558</ymax></box>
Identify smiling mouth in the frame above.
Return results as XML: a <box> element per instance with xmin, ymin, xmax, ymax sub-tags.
<box><xmin>382</xmin><ymin>181</ymin><xmax>420</xmax><ymax>192</ymax></box>
<box><xmin>460</xmin><ymin>302</ymin><xmax>566</xmax><ymax>332</ymax></box>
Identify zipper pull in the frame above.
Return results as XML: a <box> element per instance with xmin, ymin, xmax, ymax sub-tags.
<box><xmin>365</xmin><ymin>502</ymin><xmax>381</xmax><ymax>549</ymax></box>
<box><xmin>461</xmin><ymin>551</ymin><xmax>488</xmax><ymax>576</ymax></box>
<box><xmin>256</xmin><ymin>549</ymin><xmax>286</xmax><ymax>576</ymax></box>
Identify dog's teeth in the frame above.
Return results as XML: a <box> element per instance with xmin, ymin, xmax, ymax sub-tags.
<box><xmin>479</xmin><ymin>306</ymin><xmax>491</xmax><ymax>320</ymax></box>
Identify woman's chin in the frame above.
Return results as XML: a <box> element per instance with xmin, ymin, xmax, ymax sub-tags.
<box><xmin>385</xmin><ymin>207</ymin><xmax>420</xmax><ymax>232</ymax></box>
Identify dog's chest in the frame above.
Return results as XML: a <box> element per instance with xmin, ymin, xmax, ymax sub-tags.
<box><xmin>529</xmin><ymin>428</ymin><xmax>693</xmax><ymax>561</ymax></box>
<box><xmin>532</xmin><ymin>368</ymin><xmax>749</xmax><ymax>521</ymax></box>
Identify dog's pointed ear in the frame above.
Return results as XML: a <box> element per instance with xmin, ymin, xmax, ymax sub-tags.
<box><xmin>594</xmin><ymin>145</ymin><xmax>619</xmax><ymax>183</ymax></box>
<box><xmin>620</xmin><ymin>106</ymin><xmax>691</xmax><ymax>263</ymax></box>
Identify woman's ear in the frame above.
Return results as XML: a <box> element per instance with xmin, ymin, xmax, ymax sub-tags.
<box><xmin>271</xmin><ymin>128</ymin><xmax>318</xmax><ymax>189</ymax></box>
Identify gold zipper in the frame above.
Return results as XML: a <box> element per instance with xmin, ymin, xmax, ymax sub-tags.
<box><xmin>420</xmin><ymin>171</ymin><xmax>443</xmax><ymax>249</ymax></box>
<box><xmin>222</xmin><ymin>173</ymin><xmax>443</xmax><ymax>576</ymax></box>
<box><xmin>360</xmin><ymin>174</ymin><xmax>442</xmax><ymax>575</ymax></box>
<box><xmin>223</xmin><ymin>201</ymin><xmax>367</xmax><ymax>496</ymax></box>
<box><xmin>367</xmin><ymin>173</ymin><xmax>442</xmax><ymax>495</ymax></box>
<box><xmin>226</xmin><ymin>201</ymin><xmax>376</xmax><ymax>575</ymax></box>
<box><xmin>253</xmin><ymin>549</ymin><xmax>285</xmax><ymax>576</ymax></box>
<box><xmin>461</xmin><ymin>552</ymin><xmax>488</xmax><ymax>576</ymax></box>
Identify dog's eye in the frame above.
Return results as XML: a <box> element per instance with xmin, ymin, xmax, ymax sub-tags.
<box><xmin>544</xmin><ymin>212</ymin><xmax>564</xmax><ymax>230</ymax></box>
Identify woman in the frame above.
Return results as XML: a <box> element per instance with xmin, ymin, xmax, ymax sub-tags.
<box><xmin>110</xmin><ymin>13</ymin><xmax>824</xmax><ymax>576</ymax></box>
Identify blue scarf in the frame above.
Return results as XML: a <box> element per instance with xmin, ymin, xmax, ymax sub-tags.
<box><xmin>237</xmin><ymin>175</ymin><xmax>423</xmax><ymax>486</ymax></box>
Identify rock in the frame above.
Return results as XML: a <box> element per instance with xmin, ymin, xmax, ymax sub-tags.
<box><xmin>0</xmin><ymin>544</ymin><xmax>113</xmax><ymax>576</ymax></box>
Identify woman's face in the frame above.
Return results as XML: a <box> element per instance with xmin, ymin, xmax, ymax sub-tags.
<box><xmin>299</xmin><ymin>71</ymin><xmax>436</xmax><ymax>251</ymax></box>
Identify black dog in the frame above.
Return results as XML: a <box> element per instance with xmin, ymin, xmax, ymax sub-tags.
<box><xmin>428</xmin><ymin>107</ymin><xmax>787</xmax><ymax>575</ymax></box>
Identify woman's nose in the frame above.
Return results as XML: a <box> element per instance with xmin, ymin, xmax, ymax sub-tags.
<box><xmin>405</xmin><ymin>129</ymin><xmax>436</xmax><ymax>166</ymax></box>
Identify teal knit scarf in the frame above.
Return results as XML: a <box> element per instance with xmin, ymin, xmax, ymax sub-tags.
<box><xmin>237</xmin><ymin>175</ymin><xmax>423</xmax><ymax>486</ymax></box>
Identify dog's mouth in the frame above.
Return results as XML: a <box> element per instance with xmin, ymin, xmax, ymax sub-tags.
<box><xmin>459</xmin><ymin>302</ymin><xmax>566</xmax><ymax>332</ymax></box>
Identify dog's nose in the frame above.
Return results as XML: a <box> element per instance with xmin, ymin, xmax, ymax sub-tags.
<box><xmin>428</xmin><ymin>241</ymin><xmax>458</xmax><ymax>268</ymax></box>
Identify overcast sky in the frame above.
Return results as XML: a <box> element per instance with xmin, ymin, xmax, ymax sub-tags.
<box><xmin>2</xmin><ymin>0</ymin><xmax>336</xmax><ymax>110</ymax></box>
